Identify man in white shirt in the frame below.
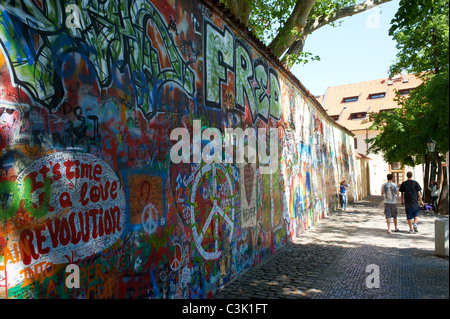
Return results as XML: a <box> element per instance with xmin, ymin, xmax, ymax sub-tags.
<box><xmin>381</xmin><ymin>174</ymin><xmax>400</xmax><ymax>234</ymax></box>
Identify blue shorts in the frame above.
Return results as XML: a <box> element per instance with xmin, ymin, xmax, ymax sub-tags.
<box><xmin>405</xmin><ymin>205</ymin><xmax>419</xmax><ymax>220</ymax></box>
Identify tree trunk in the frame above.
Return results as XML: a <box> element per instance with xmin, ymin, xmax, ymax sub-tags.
<box><xmin>437</xmin><ymin>162</ymin><xmax>448</xmax><ymax>215</ymax></box>
<box><xmin>225</xmin><ymin>0</ymin><xmax>252</xmax><ymax>25</ymax></box>
<box><xmin>437</xmin><ymin>154</ymin><xmax>442</xmax><ymax>185</ymax></box>
<box><xmin>285</xmin><ymin>34</ymin><xmax>308</xmax><ymax>57</ymax></box>
<box><xmin>270</xmin><ymin>0</ymin><xmax>393</xmax><ymax>59</ymax></box>
<box><xmin>424</xmin><ymin>153</ymin><xmax>431</xmax><ymax>203</ymax></box>
<box><xmin>227</xmin><ymin>0</ymin><xmax>393</xmax><ymax>62</ymax></box>
<box><xmin>437</xmin><ymin>185</ymin><xmax>448</xmax><ymax>215</ymax></box>
<box><xmin>268</xmin><ymin>0</ymin><xmax>317</xmax><ymax>57</ymax></box>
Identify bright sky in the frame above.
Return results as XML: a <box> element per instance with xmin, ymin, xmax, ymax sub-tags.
<box><xmin>290</xmin><ymin>0</ymin><xmax>401</xmax><ymax>96</ymax></box>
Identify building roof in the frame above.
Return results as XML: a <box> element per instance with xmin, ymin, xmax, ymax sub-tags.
<box><xmin>355</xmin><ymin>153</ymin><xmax>371</xmax><ymax>160</ymax></box>
<box><xmin>314</xmin><ymin>94</ymin><xmax>325</xmax><ymax>104</ymax></box>
<box><xmin>321</xmin><ymin>74</ymin><xmax>422</xmax><ymax>131</ymax></box>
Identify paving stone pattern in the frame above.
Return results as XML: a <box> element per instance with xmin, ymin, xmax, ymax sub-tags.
<box><xmin>213</xmin><ymin>196</ymin><xmax>449</xmax><ymax>299</ymax></box>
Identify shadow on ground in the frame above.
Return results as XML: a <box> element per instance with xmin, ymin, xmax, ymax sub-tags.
<box><xmin>214</xmin><ymin>196</ymin><xmax>449</xmax><ymax>299</ymax></box>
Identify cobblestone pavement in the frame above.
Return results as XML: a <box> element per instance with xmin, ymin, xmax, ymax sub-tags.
<box><xmin>213</xmin><ymin>196</ymin><xmax>449</xmax><ymax>299</ymax></box>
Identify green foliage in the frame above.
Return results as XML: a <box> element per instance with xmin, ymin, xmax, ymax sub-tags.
<box><xmin>245</xmin><ymin>0</ymin><xmax>299</xmax><ymax>42</ymax></box>
<box><xmin>367</xmin><ymin>0</ymin><xmax>449</xmax><ymax>167</ymax></box>
<box><xmin>389</xmin><ymin>0</ymin><xmax>449</xmax><ymax>76</ymax></box>
<box><xmin>245</xmin><ymin>0</ymin><xmax>357</xmax><ymax>63</ymax></box>
<box><xmin>367</xmin><ymin>70</ymin><xmax>449</xmax><ymax>166</ymax></box>
<box><xmin>246</xmin><ymin>0</ymin><xmax>356</xmax><ymax>39</ymax></box>
<box><xmin>281</xmin><ymin>51</ymin><xmax>321</xmax><ymax>68</ymax></box>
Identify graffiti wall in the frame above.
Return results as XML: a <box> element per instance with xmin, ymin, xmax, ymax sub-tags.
<box><xmin>0</xmin><ymin>0</ymin><xmax>356</xmax><ymax>299</ymax></box>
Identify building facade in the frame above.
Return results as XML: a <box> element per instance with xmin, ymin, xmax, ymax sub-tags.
<box><xmin>319</xmin><ymin>74</ymin><xmax>424</xmax><ymax>195</ymax></box>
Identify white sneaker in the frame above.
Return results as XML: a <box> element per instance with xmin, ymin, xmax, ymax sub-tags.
<box><xmin>413</xmin><ymin>224</ymin><xmax>418</xmax><ymax>232</ymax></box>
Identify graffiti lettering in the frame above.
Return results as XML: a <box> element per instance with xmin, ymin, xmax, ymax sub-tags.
<box><xmin>204</xmin><ymin>20</ymin><xmax>281</xmax><ymax>122</ymax></box>
<box><xmin>10</xmin><ymin>207</ymin><xmax>121</xmax><ymax>267</ymax></box>
<box><xmin>0</xmin><ymin>0</ymin><xmax>357</xmax><ymax>299</ymax></box>
<box><xmin>19</xmin><ymin>262</ymin><xmax>54</xmax><ymax>287</ymax></box>
<box><xmin>241</xmin><ymin>207</ymin><xmax>256</xmax><ymax>226</ymax></box>
<box><xmin>0</xmin><ymin>0</ymin><xmax>195</xmax><ymax>119</ymax></box>
<box><xmin>80</xmin><ymin>181</ymin><xmax>118</xmax><ymax>205</ymax></box>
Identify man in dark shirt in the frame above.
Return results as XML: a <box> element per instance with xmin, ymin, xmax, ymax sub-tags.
<box><xmin>399</xmin><ymin>171</ymin><xmax>424</xmax><ymax>233</ymax></box>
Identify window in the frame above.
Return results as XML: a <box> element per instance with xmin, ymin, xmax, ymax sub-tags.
<box><xmin>369</xmin><ymin>92</ymin><xmax>386</xmax><ymax>99</ymax></box>
<box><xmin>349</xmin><ymin>112</ymin><xmax>367</xmax><ymax>120</ymax></box>
<box><xmin>379</xmin><ymin>108</ymin><xmax>395</xmax><ymax>114</ymax></box>
<box><xmin>392</xmin><ymin>172</ymin><xmax>404</xmax><ymax>184</ymax></box>
<box><xmin>398</xmin><ymin>88</ymin><xmax>411</xmax><ymax>96</ymax></box>
<box><xmin>330</xmin><ymin>115</ymin><xmax>339</xmax><ymax>121</ymax></box>
<box><xmin>354</xmin><ymin>137</ymin><xmax>358</xmax><ymax>149</ymax></box>
<box><xmin>390</xmin><ymin>162</ymin><xmax>402</xmax><ymax>170</ymax></box>
<box><xmin>342</xmin><ymin>96</ymin><xmax>358</xmax><ymax>103</ymax></box>
<box><xmin>390</xmin><ymin>162</ymin><xmax>404</xmax><ymax>185</ymax></box>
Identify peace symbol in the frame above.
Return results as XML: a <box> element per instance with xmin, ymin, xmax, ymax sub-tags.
<box><xmin>190</xmin><ymin>163</ymin><xmax>235</xmax><ymax>260</ymax></box>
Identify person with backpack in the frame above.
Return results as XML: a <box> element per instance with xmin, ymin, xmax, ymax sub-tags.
<box><xmin>428</xmin><ymin>180</ymin><xmax>440</xmax><ymax>212</ymax></box>
<box><xmin>399</xmin><ymin>171</ymin><xmax>424</xmax><ymax>233</ymax></box>
<box><xmin>381</xmin><ymin>174</ymin><xmax>400</xmax><ymax>234</ymax></box>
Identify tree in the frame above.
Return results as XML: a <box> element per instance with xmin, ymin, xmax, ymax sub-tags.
<box><xmin>221</xmin><ymin>0</ymin><xmax>392</xmax><ymax>67</ymax></box>
<box><xmin>367</xmin><ymin>0</ymin><xmax>449</xmax><ymax>203</ymax></box>
<box><xmin>388</xmin><ymin>0</ymin><xmax>449</xmax><ymax>76</ymax></box>
<box><xmin>367</xmin><ymin>71</ymin><xmax>449</xmax><ymax>166</ymax></box>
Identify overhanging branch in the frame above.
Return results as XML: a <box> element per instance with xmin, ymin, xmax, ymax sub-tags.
<box><xmin>304</xmin><ymin>0</ymin><xmax>392</xmax><ymax>35</ymax></box>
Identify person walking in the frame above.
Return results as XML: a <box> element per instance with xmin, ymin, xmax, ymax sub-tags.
<box><xmin>381</xmin><ymin>174</ymin><xmax>400</xmax><ymax>234</ymax></box>
<box><xmin>399</xmin><ymin>171</ymin><xmax>424</xmax><ymax>233</ymax></box>
<box><xmin>428</xmin><ymin>180</ymin><xmax>440</xmax><ymax>212</ymax></box>
<box><xmin>339</xmin><ymin>180</ymin><xmax>350</xmax><ymax>210</ymax></box>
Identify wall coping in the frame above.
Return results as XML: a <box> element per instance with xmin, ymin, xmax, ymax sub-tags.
<box><xmin>204</xmin><ymin>0</ymin><xmax>355</xmax><ymax>137</ymax></box>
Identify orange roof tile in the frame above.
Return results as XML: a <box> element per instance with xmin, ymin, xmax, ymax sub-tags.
<box><xmin>321</xmin><ymin>74</ymin><xmax>422</xmax><ymax>132</ymax></box>
<box><xmin>315</xmin><ymin>94</ymin><xmax>324</xmax><ymax>104</ymax></box>
<box><xmin>355</xmin><ymin>153</ymin><xmax>372</xmax><ymax>159</ymax></box>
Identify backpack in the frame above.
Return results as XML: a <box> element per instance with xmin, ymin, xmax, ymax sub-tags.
<box><xmin>403</xmin><ymin>180</ymin><xmax>418</xmax><ymax>204</ymax></box>
<box><xmin>383</xmin><ymin>182</ymin><xmax>397</xmax><ymax>202</ymax></box>
<box><xmin>431</xmin><ymin>185</ymin><xmax>439</xmax><ymax>197</ymax></box>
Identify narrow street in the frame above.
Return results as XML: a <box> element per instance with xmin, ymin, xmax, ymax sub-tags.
<box><xmin>214</xmin><ymin>196</ymin><xmax>449</xmax><ymax>299</ymax></box>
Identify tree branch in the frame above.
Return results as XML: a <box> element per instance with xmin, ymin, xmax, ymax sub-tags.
<box><xmin>230</xmin><ymin>0</ymin><xmax>393</xmax><ymax>62</ymax></box>
<box><xmin>304</xmin><ymin>0</ymin><xmax>392</xmax><ymax>35</ymax></box>
<box><xmin>225</xmin><ymin>0</ymin><xmax>253</xmax><ymax>25</ymax></box>
<box><xmin>285</xmin><ymin>34</ymin><xmax>308</xmax><ymax>56</ymax></box>
<box><xmin>268</xmin><ymin>0</ymin><xmax>317</xmax><ymax>57</ymax></box>
<box><xmin>282</xmin><ymin>0</ymin><xmax>392</xmax><ymax>62</ymax></box>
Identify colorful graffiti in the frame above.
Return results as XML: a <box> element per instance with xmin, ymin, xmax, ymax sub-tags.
<box><xmin>0</xmin><ymin>0</ymin><xmax>356</xmax><ymax>299</ymax></box>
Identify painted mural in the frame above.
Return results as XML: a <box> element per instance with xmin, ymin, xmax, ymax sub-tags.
<box><xmin>0</xmin><ymin>0</ymin><xmax>356</xmax><ymax>299</ymax></box>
